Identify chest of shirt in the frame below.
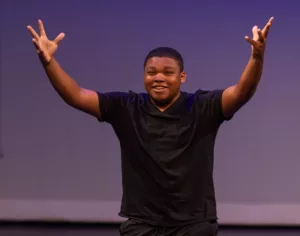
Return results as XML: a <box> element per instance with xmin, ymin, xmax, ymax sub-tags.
<box><xmin>114</xmin><ymin>105</ymin><xmax>215</xmax><ymax>151</ymax></box>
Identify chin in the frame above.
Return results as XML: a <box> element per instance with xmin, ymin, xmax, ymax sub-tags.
<box><xmin>151</xmin><ymin>94</ymin><xmax>172</xmax><ymax>106</ymax></box>
<box><xmin>150</xmin><ymin>92</ymin><xmax>166</xmax><ymax>100</ymax></box>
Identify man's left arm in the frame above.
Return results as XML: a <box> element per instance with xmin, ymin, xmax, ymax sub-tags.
<box><xmin>222</xmin><ymin>17</ymin><xmax>274</xmax><ymax>118</ymax></box>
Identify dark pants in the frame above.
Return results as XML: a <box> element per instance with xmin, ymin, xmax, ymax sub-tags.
<box><xmin>119</xmin><ymin>218</ymin><xmax>218</xmax><ymax>236</ymax></box>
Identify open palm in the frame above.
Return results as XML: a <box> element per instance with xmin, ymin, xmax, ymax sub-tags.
<box><xmin>27</xmin><ymin>20</ymin><xmax>65</xmax><ymax>65</ymax></box>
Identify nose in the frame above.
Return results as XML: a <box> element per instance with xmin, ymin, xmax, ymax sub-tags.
<box><xmin>154</xmin><ymin>75</ymin><xmax>165</xmax><ymax>82</ymax></box>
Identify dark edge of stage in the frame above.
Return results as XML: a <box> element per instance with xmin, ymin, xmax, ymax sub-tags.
<box><xmin>0</xmin><ymin>220</ymin><xmax>299</xmax><ymax>231</ymax></box>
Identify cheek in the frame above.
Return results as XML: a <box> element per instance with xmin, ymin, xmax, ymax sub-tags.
<box><xmin>144</xmin><ymin>77</ymin><xmax>151</xmax><ymax>85</ymax></box>
<box><xmin>144</xmin><ymin>78</ymin><xmax>153</xmax><ymax>91</ymax></box>
<box><xmin>168</xmin><ymin>77</ymin><xmax>182</xmax><ymax>87</ymax></box>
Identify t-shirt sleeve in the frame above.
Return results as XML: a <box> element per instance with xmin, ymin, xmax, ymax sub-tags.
<box><xmin>97</xmin><ymin>91</ymin><xmax>129</xmax><ymax>124</ymax></box>
<box><xmin>195</xmin><ymin>89</ymin><xmax>233</xmax><ymax>124</ymax></box>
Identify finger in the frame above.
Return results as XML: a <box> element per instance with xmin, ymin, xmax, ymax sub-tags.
<box><xmin>252</xmin><ymin>26</ymin><xmax>259</xmax><ymax>40</ymax></box>
<box><xmin>27</xmin><ymin>25</ymin><xmax>39</xmax><ymax>40</ymax></box>
<box><xmin>38</xmin><ymin>19</ymin><xmax>47</xmax><ymax>37</ymax></box>
<box><xmin>54</xmin><ymin>33</ymin><xmax>65</xmax><ymax>45</ymax></box>
<box><xmin>258</xmin><ymin>28</ymin><xmax>264</xmax><ymax>42</ymax></box>
<box><xmin>32</xmin><ymin>38</ymin><xmax>43</xmax><ymax>53</ymax></box>
<box><xmin>262</xmin><ymin>17</ymin><xmax>274</xmax><ymax>37</ymax></box>
<box><xmin>245</xmin><ymin>36</ymin><xmax>259</xmax><ymax>47</ymax></box>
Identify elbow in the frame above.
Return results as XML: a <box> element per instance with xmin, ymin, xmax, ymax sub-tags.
<box><xmin>235</xmin><ymin>85</ymin><xmax>257</xmax><ymax>104</ymax></box>
<box><xmin>62</xmin><ymin>92</ymin><xmax>82</xmax><ymax>108</ymax></box>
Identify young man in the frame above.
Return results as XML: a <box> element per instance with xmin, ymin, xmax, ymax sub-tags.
<box><xmin>27</xmin><ymin>17</ymin><xmax>273</xmax><ymax>236</ymax></box>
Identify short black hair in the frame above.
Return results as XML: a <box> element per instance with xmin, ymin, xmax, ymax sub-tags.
<box><xmin>144</xmin><ymin>47</ymin><xmax>184</xmax><ymax>72</ymax></box>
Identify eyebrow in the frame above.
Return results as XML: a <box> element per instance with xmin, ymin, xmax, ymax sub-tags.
<box><xmin>163</xmin><ymin>66</ymin><xmax>175</xmax><ymax>70</ymax></box>
<box><xmin>146</xmin><ymin>66</ymin><xmax>175</xmax><ymax>70</ymax></box>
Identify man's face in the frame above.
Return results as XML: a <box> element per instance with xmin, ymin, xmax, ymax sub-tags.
<box><xmin>144</xmin><ymin>57</ymin><xmax>186</xmax><ymax>105</ymax></box>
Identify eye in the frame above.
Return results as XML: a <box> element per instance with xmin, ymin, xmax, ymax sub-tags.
<box><xmin>164</xmin><ymin>71</ymin><xmax>174</xmax><ymax>75</ymax></box>
<box><xmin>147</xmin><ymin>71</ymin><xmax>156</xmax><ymax>75</ymax></box>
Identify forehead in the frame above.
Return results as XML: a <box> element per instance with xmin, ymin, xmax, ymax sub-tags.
<box><xmin>145</xmin><ymin>57</ymin><xmax>179</xmax><ymax>69</ymax></box>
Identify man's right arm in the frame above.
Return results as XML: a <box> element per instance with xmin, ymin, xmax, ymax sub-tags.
<box><xmin>44</xmin><ymin>58</ymin><xmax>100</xmax><ymax>119</ymax></box>
<box><xmin>27</xmin><ymin>20</ymin><xmax>102</xmax><ymax>119</ymax></box>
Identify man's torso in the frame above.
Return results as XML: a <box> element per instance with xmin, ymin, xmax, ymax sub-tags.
<box><xmin>98</xmin><ymin>90</ymin><xmax>227</xmax><ymax>226</ymax></box>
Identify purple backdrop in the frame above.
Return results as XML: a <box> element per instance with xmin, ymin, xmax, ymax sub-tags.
<box><xmin>0</xmin><ymin>0</ymin><xmax>3</xmax><ymax>158</ymax></box>
<box><xmin>0</xmin><ymin>0</ymin><xmax>300</xmax><ymax>226</ymax></box>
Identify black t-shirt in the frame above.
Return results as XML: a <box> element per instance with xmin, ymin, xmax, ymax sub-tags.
<box><xmin>97</xmin><ymin>89</ymin><xmax>231</xmax><ymax>226</ymax></box>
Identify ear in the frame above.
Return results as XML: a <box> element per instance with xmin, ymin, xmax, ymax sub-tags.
<box><xmin>180</xmin><ymin>71</ymin><xmax>187</xmax><ymax>84</ymax></box>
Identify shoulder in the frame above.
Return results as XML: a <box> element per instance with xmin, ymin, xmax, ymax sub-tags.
<box><xmin>97</xmin><ymin>90</ymin><xmax>151</xmax><ymax>110</ymax></box>
<box><xmin>127</xmin><ymin>90</ymin><xmax>148</xmax><ymax>104</ymax></box>
<box><xmin>97</xmin><ymin>90</ymin><xmax>146</xmax><ymax>101</ymax></box>
<box><xmin>96</xmin><ymin>90</ymin><xmax>147</xmax><ymax>122</ymax></box>
<box><xmin>194</xmin><ymin>89</ymin><xmax>224</xmax><ymax>100</ymax></box>
<box><xmin>180</xmin><ymin>89</ymin><xmax>224</xmax><ymax>104</ymax></box>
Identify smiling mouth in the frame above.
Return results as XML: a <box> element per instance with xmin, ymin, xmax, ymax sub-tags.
<box><xmin>152</xmin><ymin>86</ymin><xmax>167</xmax><ymax>92</ymax></box>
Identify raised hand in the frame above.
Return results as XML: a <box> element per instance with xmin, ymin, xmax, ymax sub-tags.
<box><xmin>27</xmin><ymin>20</ymin><xmax>65</xmax><ymax>65</ymax></box>
<box><xmin>245</xmin><ymin>17</ymin><xmax>274</xmax><ymax>60</ymax></box>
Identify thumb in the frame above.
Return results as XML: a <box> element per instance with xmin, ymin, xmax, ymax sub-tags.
<box><xmin>54</xmin><ymin>33</ymin><xmax>65</xmax><ymax>45</ymax></box>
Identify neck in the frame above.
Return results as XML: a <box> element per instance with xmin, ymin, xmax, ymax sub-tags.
<box><xmin>151</xmin><ymin>91</ymin><xmax>181</xmax><ymax>112</ymax></box>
